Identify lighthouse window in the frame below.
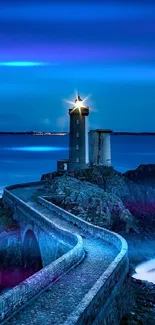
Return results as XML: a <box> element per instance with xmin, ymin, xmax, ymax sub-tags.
<box><xmin>76</xmin><ymin>132</ymin><xmax>79</xmax><ymax>137</ymax></box>
<box><xmin>76</xmin><ymin>158</ymin><xmax>79</xmax><ymax>162</ymax></box>
<box><xmin>76</xmin><ymin>145</ymin><xmax>79</xmax><ymax>150</ymax></box>
<box><xmin>76</xmin><ymin>120</ymin><xmax>79</xmax><ymax>124</ymax></box>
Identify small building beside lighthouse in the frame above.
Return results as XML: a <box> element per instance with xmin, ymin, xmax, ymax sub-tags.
<box><xmin>89</xmin><ymin>129</ymin><xmax>112</xmax><ymax>167</ymax></box>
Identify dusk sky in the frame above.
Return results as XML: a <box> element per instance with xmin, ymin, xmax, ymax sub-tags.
<box><xmin>0</xmin><ymin>0</ymin><xmax>155</xmax><ymax>132</ymax></box>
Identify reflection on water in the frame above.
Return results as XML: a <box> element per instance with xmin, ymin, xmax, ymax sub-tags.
<box><xmin>132</xmin><ymin>259</ymin><xmax>155</xmax><ymax>284</ymax></box>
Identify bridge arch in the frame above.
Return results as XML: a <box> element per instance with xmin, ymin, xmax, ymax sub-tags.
<box><xmin>22</xmin><ymin>230</ymin><xmax>43</xmax><ymax>276</ymax></box>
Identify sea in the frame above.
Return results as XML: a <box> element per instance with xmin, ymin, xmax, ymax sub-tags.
<box><xmin>0</xmin><ymin>134</ymin><xmax>155</xmax><ymax>196</ymax></box>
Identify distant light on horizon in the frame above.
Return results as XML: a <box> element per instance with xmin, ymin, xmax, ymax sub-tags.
<box><xmin>3</xmin><ymin>146</ymin><xmax>67</xmax><ymax>152</ymax></box>
<box><xmin>0</xmin><ymin>62</ymin><xmax>48</xmax><ymax>67</ymax></box>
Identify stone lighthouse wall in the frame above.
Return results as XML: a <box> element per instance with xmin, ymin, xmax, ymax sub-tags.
<box><xmin>85</xmin><ymin>117</ymin><xmax>89</xmax><ymax>164</ymax></box>
<box><xmin>69</xmin><ymin>113</ymin><xmax>88</xmax><ymax>170</ymax></box>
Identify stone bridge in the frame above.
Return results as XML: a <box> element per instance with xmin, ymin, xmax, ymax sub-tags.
<box><xmin>0</xmin><ymin>180</ymin><xmax>129</xmax><ymax>325</ymax></box>
<box><xmin>5</xmin><ymin>190</ymin><xmax>74</xmax><ymax>268</ymax></box>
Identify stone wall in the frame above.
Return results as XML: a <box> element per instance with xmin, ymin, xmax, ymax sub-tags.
<box><xmin>1</xmin><ymin>188</ymin><xmax>85</xmax><ymax>322</ymax></box>
<box><xmin>38</xmin><ymin>196</ymin><xmax>129</xmax><ymax>325</ymax></box>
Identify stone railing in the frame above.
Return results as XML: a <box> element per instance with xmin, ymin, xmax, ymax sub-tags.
<box><xmin>5</xmin><ymin>180</ymin><xmax>47</xmax><ymax>191</ymax></box>
<box><xmin>1</xmin><ymin>188</ymin><xmax>85</xmax><ymax>323</ymax></box>
<box><xmin>38</xmin><ymin>196</ymin><xmax>127</xmax><ymax>253</ymax></box>
<box><xmin>38</xmin><ymin>196</ymin><xmax>129</xmax><ymax>325</ymax></box>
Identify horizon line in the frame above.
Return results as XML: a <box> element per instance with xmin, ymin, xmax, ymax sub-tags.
<box><xmin>1</xmin><ymin>131</ymin><xmax>155</xmax><ymax>135</ymax></box>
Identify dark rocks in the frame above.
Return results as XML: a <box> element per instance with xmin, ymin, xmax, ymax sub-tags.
<box><xmin>42</xmin><ymin>165</ymin><xmax>155</xmax><ymax>233</ymax></box>
<box><xmin>0</xmin><ymin>201</ymin><xmax>18</xmax><ymax>232</ymax></box>
<box><xmin>38</xmin><ymin>174</ymin><xmax>138</xmax><ymax>233</ymax></box>
<box><xmin>121</xmin><ymin>278</ymin><xmax>155</xmax><ymax>325</ymax></box>
<box><xmin>124</xmin><ymin>164</ymin><xmax>155</xmax><ymax>186</ymax></box>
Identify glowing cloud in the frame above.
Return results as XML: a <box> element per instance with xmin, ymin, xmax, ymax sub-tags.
<box><xmin>4</xmin><ymin>147</ymin><xmax>67</xmax><ymax>152</ymax></box>
<box><xmin>0</xmin><ymin>62</ymin><xmax>48</xmax><ymax>67</ymax></box>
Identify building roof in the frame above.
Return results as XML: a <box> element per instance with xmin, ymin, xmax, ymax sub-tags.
<box><xmin>57</xmin><ymin>159</ymin><xmax>69</xmax><ymax>163</ymax></box>
<box><xmin>89</xmin><ymin>129</ymin><xmax>113</xmax><ymax>133</ymax></box>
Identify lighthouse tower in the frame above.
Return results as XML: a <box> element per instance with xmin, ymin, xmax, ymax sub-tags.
<box><xmin>68</xmin><ymin>95</ymin><xmax>89</xmax><ymax>170</ymax></box>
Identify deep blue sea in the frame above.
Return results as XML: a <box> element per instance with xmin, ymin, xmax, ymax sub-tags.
<box><xmin>0</xmin><ymin>134</ymin><xmax>155</xmax><ymax>195</ymax></box>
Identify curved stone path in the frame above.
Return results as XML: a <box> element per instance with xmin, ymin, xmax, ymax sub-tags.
<box><xmin>3</xmin><ymin>185</ymin><xmax>118</xmax><ymax>325</ymax></box>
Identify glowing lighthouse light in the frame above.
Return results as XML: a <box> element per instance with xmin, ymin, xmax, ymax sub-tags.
<box><xmin>74</xmin><ymin>95</ymin><xmax>84</xmax><ymax>109</ymax></box>
<box><xmin>70</xmin><ymin>94</ymin><xmax>85</xmax><ymax>115</ymax></box>
<box><xmin>66</xmin><ymin>93</ymin><xmax>90</xmax><ymax>115</ymax></box>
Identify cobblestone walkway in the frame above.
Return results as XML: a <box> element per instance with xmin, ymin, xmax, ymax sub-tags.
<box><xmin>4</xmin><ymin>185</ymin><xmax>118</xmax><ymax>325</ymax></box>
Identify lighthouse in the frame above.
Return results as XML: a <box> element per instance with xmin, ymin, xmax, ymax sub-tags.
<box><xmin>68</xmin><ymin>95</ymin><xmax>89</xmax><ymax>170</ymax></box>
<box><xmin>57</xmin><ymin>93</ymin><xmax>113</xmax><ymax>173</ymax></box>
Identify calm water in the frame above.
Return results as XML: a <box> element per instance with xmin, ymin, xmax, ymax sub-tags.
<box><xmin>0</xmin><ymin>134</ymin><xmax>155</xmax><ymax>195</ymax></box>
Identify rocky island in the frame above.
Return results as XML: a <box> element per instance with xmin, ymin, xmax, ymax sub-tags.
<box><xmin>40</xmin><ymin>164</ymin><xmax>155</xmax><ymax>324</ymax></box>
<box><xmin>41</xmin><ymin>164</ymin><xmax>155</xmax><ymax>235</ymax></box>
<box><xmin>0</xmin><ymin>164</ymin><xmax>155</xmax><ymax>323</ymax></box>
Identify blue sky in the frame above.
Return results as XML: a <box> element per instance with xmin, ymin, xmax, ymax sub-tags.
<box><xmin>0</xmin><ymin>0</ymin><xmax>155</xmax><ymax>131</ymax></box>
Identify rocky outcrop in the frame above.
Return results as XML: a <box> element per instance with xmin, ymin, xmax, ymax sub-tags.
<box><xmin>41</xmin><ymin>165</ymin><xmax>155</xmax><ymax>233</ymax></box>
<box><xmin>124</xmin><ymin>164</ymin><xmax>155</xmax><ymax>186</ymax></box>
<box><xmin>39</xmin><ymin>174</ymin><xmax>138</xmax><ymax>233</ymax></box>
<box><xmin>42</xmin><ymin>165</ymin><xmax>155</xmax><ymax>232</ymax></box>
<box><xmin>121</xmin><ymin>278</ymin><xmax>155</xmax><ymax>325</ymax></box>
